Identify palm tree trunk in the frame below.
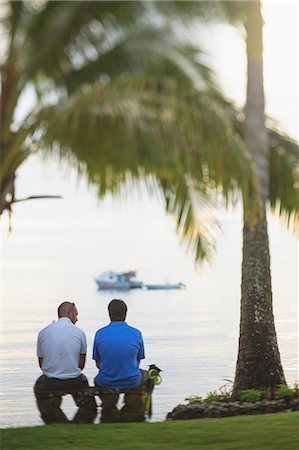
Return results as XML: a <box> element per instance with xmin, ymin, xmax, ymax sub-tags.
<box><xmin>233</xmin><ymin>1</ymin><xmax>285</xmax><ymax>392</ymax></box>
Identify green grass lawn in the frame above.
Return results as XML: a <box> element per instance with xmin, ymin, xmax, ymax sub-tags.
<box><xmin>1</xmin><ymin>412</ymin><xmax>299</xmax><ymax>450</ymax></box>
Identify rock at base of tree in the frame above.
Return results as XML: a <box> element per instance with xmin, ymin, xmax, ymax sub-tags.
<box><xmin>166</xmin><ymin>398</ymin><xmax>299</xmax><ymax>420</ymax></box>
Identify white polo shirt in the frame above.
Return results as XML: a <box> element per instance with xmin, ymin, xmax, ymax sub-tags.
<box><xmin>37</xmin><ymin>317</ymin><xmax>87</xmax><ymax>379</ymax></box>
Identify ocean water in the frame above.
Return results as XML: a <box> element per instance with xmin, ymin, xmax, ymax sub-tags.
<box><xmin>2</xmin><ymin>280</ymin><xmax>297</xmax><ymax>427</ymax></box>
<box><xmin>1</xmin><ymin>156</ymin><xmax>298</xmax><ymax>428</ymax></box>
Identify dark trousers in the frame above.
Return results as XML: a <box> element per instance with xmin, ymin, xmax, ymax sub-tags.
<box><xmin>34</xmin><ymin>374</ymin><xmax>97</xmax><ymax>424</ymax></box>
<box><xmin>98</xmin><ymin>370</ymin><xmax>148</xmax><ymax>423</ymax></box>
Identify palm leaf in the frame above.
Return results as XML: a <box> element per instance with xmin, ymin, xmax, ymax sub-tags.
<box><xmin>28</xmin><ymin>76</ymin><xmax>251</xmax><ymax>192</ymax></box>
<box><xmin>158</xmin><ymin>176</ymin><xmax>219</xmax><ymax>262</ymax></box>
<box><xmin>22</xmin><ymin>75</ymin><xmax>253</xmax><ymax>261</ymax></box>
<box><xmin>268</xmin><ymin>128</ymin><xmax>299</xmax><ymax>228</ymax></box>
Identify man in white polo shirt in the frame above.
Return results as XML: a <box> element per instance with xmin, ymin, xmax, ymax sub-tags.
<box><xmin>34</xmin><ymin>301</ymin><xmax>97</xmax><ymax>424</ymax></box>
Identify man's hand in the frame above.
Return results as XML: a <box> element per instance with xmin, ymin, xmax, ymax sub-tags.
<box><xmin>38</xmin><ymin>357</ymin><xmax>43</xmax><ymax>369</ymax></box>
<box><xmin>79</xmin><ymin>353</ymin><xmax>86</xmax><ymax>370</ymax></box>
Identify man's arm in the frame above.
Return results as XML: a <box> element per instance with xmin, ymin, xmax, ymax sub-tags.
<box><xmin>78</xmin><ymin>330</ymin><xmax>87</xmax><ymax>370</ymax></box>
<box><xmin>137</xmin><ymin>332</ymin><xmax>145</xmax><ymax>364</ymax></box>
<box><xmin>92</xmin><ymin>331</ymin><xmax>101</xmax><ymax>369</ymax></box>
<box><xmin>37</xmin><ymin>331</ymin><xmax>43</xmax><ymax>369</ymax></box>
<box><xmin>79</xmin><ymin>353</ymin><xmax>86</xmax><ymax>370</ymax></box>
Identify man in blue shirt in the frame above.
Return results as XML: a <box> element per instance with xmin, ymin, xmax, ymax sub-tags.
<box><xmin>93</xmin><ymin>299</ymin><xmax>147</xmax><ymax>422</ymax></box>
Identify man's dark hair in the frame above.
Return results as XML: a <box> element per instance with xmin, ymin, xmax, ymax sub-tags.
<box><xmin>108</xmin><ymin>299</ymin><xmax>127</xmax><ymax>321</ymax></box>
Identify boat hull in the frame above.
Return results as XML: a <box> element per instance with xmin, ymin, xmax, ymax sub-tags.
<box><xmin>144</xmin><ymin>283</ymin><xmax>185</xmax><ymax>290</ymax></box>
<box><xmin>96</xmin><ymin>280</ymin><xmax>131</xmax><ymax>290</ymax></box>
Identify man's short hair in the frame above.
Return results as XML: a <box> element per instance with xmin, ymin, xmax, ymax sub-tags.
<box><xmin>108</xmin><ymin>299</ymin><xmax>127</xmax><ymax>321</ymax></box>
<box><xmin>57</xmin><ymin>301</ymin><xmax>76</xmax><ymax>317</ymax></box>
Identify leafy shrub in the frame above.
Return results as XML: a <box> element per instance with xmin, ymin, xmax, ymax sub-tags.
<box><xmin>239</xmin><ymin>389</ymin><xmax>262</xmax><ymax>403</ymax></box>
<box><xmin>204</xmin><ymin>391</ymin><xmax>222</xmax><ymax>403</ymax></box>
<box><xmin>277</xmin><ymin>384</ymin><xmax>295</xmax><ymax>399</ymax></box>
<box><xmin>185</xmin><ymin>395</ymin><xmax>202</xmax><ymax>404</ymax></box>
<box><xmin>185</xmin><ymin>384</ymin><xmax>298</xmax><ymax>407</ymax></box>
<box><xmin>186</xmin><ymin>384</ymin><xmax>233</xmax><ymax>405</ymax></box>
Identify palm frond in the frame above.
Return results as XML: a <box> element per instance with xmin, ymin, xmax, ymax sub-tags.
<box><xmin>157</xmin><ymin>176</ymin><xmax>219</xmax><ymax>262</ymax></box>
<box><xmin>21</xmin><ymin>75</ymin><xmax>253</xmax><ymax>262</ymax></box>
<box><xmin>269</xmin><ymin>128</ymin><xmax>299</xmax><ymax>228</ymax></box>
<box><xmin>28</xmin><ymin>76</ymin><xmax>251</xmax><ymax>194</ymax></box>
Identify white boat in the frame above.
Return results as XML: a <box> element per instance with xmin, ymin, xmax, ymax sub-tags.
<box><xmin>95</xmin><ymin>271</ymin><xmax>186</xmax><ymax>290</ymax></box>
<box><xmin>95</xmin><ymin>271</ymin><xmax>143</xmax><ymax>290</ymax></box>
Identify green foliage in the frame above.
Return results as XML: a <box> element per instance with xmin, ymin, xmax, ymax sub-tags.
<box><xmin>186</xmin><ymin>383</ymin><xmax>299</xmax><ymax>405</ymax></box>
<box><xmin>1</xmin><ymin>0</ymin><xmax>255</xmax><ymax>262</ymax></box>
<box><xmin>276</xmin><ymin>384</ymin><xmax>295</xmax><ymax>399</ymax></box>
<box><xmin>36</xmin><ymin>75</ymin><xmax>252</xmax><ymax>262</ymax></box>
<box><xmin>239</xmin><ymin>389</ymin><xmax>262</xmax><ymax>403</ymax></box>
<box><xmin>268</xmin><ymin>128</ymin><xmax>299</xmax><ymax>228</ymax></box>
<box><xmin>1</xmin><ymin>0</ymin><xmax>298</xmax><ymax>264</ymax></box>
<box><xmin>235</xmin><ymin>384</ymin><xmax>298</xmax><ymax>402</ymax></box>
<box><xmin>204</xmin><ymin>391</ymin><xmax>223</xmax><ymax>403</ymax></box>
<box><xmin>186</xmin><ymin>382</ymin><xmax>233</xmax><ymax>404</ymax></box>
<box><xmin>185</xmin><ymin>395</ymin><xmax>202</xmax><ymax>404</ymax></box>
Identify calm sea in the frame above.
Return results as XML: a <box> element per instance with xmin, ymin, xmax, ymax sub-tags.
<box><xmin>1</xmin><ymin>156</ymin><xmax>298</xmax><ymax>428</ymax></box>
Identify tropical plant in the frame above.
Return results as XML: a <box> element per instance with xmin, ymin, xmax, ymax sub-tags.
<box><xmin>239</xmin><ymin>389</ymin><xmax>262</xmax><ymax>403</ymax></box>
<box><xmin>203</xmin><ymin>391</ymin><xmax>223</xmax><ymax>404</ymax></box>
<box><xmin>218</xmin><ymin>0</ymin><xmax>291</xmax><ymax>392</ymax></box>
<box><xmin>160</xmin><ymin>0</ymin><xmax>298</xmax><ymax>391</ymax></box>
<box><xmin>276</xmin><ymin>385</ymin><xmax>295</xmax><ymax>400</ymax></box>
<box><xmin>185</xmin><ymin>395</ymin><xmax>203</xmax><ymax>405</ymax></box>
<box><xmin>0</xmin><ymin>0</ymin><xmax>252</xmax><ymax>261</ymax></box>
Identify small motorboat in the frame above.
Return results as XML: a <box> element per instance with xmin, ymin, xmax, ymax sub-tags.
<box><xmin>95</xmin><ymin>271</ymin><xmax>186</xmax><ymax>291</ymax></box>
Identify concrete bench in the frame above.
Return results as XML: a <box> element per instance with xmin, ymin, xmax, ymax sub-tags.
<box><xmin>35</xmin><ymin>365</ymin><xmax>162</xmax><ymax>424</ymax></box>
<box><xmin>35</xmin><ymin>383</ymin><xmax>151</xmax><ymax>424</ymax></box>
<box><xmin>38</xmin><ymin>385</ymin><xmax>149</xmax><ymax>397</ymax></box>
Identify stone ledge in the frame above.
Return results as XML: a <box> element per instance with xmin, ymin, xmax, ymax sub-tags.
<box><xmin>167</xmin><ymin>399</ymin><xmax>299</xmax><ymax>420</ymax></box>
<box><xmin>35</xmin><ymin>385</ymin><xmax>149</xmax><ymax>398</ymax></box>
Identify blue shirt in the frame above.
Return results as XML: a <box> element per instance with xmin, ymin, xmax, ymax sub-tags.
<box><xmin>92</xmin><ymin>322</ymin><xmax>145</xmax><ymax>388</ymax></box>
